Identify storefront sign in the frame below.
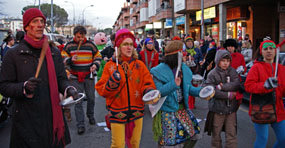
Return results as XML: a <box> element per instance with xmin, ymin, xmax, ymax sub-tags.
<box><xmin>176</xmin><ymin>16</ymin><xmax>185</xmax><ymax>25</ymax></box>
<box><xmin>165</xmin><ymin>18</ymin><xmax>172</xmax><ymax>28</ymax></box>
<box><xmin>174</xmin><ymin>0</ymin><xmax>185</xmax><ymax>13</ymax></box>
<box><xmin>196</xmin><ymin>6</ymin><xmax>216</xmax><ymax>21</ymax></box>
<box><xmin>145</xmin><ymin>24</ymin><xmax>153</xmax><ymax>30</ymax></box>
<box><xmin>153</xmin><ymin>22</ymin><xmax>162</xmax><ymax>29</ymax></box>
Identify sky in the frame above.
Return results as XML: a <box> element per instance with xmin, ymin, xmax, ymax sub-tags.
<box><xmin>1</xmin><ymin>0</ymin><xmax>126</xmax><ymax>29</ymax></box>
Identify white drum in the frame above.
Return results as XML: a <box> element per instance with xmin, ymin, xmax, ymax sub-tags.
<box><xmin>199</xmin><ymin>86</ymin><xmax>215</xmax><ymax>100</ymax></box>
<box><xmin>192</xmin><ymin>74</ymin><xmax>204</xmax><ymax>85</ymax></box>
<box><xmin>60</xmin><ymin>93</ymin><xmax>85</xmax><ymax>106</ymax></box>
<box><xmin>142</xmin><ymin>90</ymin><xmax>161</xmax><ymax>105</ymax></box>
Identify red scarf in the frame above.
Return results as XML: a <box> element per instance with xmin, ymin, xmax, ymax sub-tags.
<box><xmin>24</xmin><ymin>35</ymin><xmax>65</xmax><ymax>144</ymax></box>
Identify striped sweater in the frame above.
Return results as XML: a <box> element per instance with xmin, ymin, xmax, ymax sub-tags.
<box><xmin>64</xmin><ymin>40</ymin><xmax>102</xmax><ymax>73</ymax></box>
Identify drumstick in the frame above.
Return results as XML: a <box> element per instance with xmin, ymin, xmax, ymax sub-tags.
<box><xmin>115</xmin><ymin>47</ymin><xmax>118</xmax><ymax>70</ymax></box>
<box><xmin>275</xmin><ymin>40</ymin><xmax>285</xmax><ymax>78</ymax></box>
<box><xmin>35</xmin><ymin>38</ymin><xmax>49</xmax><ymax>78</ymax></box>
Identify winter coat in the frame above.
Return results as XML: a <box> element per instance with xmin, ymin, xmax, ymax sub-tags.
<box><xmin>241</xmin><ymin>48</ymin><xmax>253</xmax><ymax>63</ymax></box>
<box><xmin>231</xmin><ymin>52</ymin><xmax>246</xmax><ymax>71</ymax></box>
<box><xmin>139</xmin><ymin>49</ymin><xmax>159</xmax><ymax>70</ymax></box>
<box><xmin>231</xmin><ymin>52</ymin><xmax>246</xmax><ymax>100</ymax></box>
<box><xmin>95</xmin><ymin>58</ymin><xmax>156</xmax><ymax>123</ymax></box>
<box><xmin>201</xmin><ymin>47</ymin><xmax>217</xmax><ymax>76</ymax></box>
<box><xmin>205</xmin><ymin>50</ymin><xmax>240</xmax><ymax>114</ymax></box>
<box><xmin>100</xmin><ymin>45</ymin><xmax>115</xmax><ymax>59</ymax></box>
<box><xmin>244</xmin><ymin>60</ymin><xmax>285</xmax><ymax>122</ymax></box>
<box><xmin>0</xmin><ymin>40</ymin><xmax>71</xmax><ymax>148</ymax></box>
<box><xmin>150</xmin><ymin>63</ymin><xmax>201</xmax><ymax>112</ymax></box>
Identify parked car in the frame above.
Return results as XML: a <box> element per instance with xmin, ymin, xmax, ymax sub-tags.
<box><xmin>241</xmin><ymin>51</ymin><xmax>285</xmax><ymax>101</ymax></box>
<box><xmin>46</xmin><ymin>33</ymin><xmax>67</xmax><ymax>43</ymax></box>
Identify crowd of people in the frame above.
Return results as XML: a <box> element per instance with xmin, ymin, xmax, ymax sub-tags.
<box><xmin>0</xmin><ymin>8</ymin><xmax>285</xmax><ymax>148</ymax></box>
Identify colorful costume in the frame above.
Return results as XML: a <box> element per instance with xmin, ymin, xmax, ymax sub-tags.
<box><xmin>150</xmin><ymin>40</ymin><xmax>201</xmax><ymax>147</ymax></box>
<box><xmin>64</xmin><ymin>37</ymin><xmax>101</xmax><ymax>130</ymax></box>
<box><xmin>95</xmin><ymin>28</ymin><xmax>155</xmax><ymax>148</ymax></box>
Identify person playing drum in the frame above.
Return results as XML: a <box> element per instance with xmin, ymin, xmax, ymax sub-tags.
<box><xmin>204</xmin><ymin>50</ymin><xmax>240</xmax><ymax>148</ymax></box>
<box><xmin>95</xmin><ymin>29</ymin><xmax>156</xmax><ymax>148</ymax></box>
<box><xmin>150</xmin><ymin>40</ymin><xmax>202</xmax><ymax>147</ymax></box>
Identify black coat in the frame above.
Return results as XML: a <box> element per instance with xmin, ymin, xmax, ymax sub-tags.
<box><xmin>0</xmin><ymin>40</ymin><xmax>71</xmax><ymax>148</ymax></box>
<box><xmin>100</xmin><ymin>45</ymin><xmax>115</xmax><ymax>59</ymax></box>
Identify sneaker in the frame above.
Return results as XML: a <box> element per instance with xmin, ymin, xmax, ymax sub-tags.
<box><xmin>77</xmin><ymin>127</ymin><xmax>85</xmax><ymax>135</ymax></box>
<box><xmin>89</xmin><ymin>118</ymin><xmax>96</xmax><ymax>125</ymax></box>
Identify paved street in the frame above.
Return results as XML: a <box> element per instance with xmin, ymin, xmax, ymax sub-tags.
<box><xmin>0</xmin><ymin>93</ymin><xmax>276</xmax><ymax>148</ymax></box>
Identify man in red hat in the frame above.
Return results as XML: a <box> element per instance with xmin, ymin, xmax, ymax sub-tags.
<box><xmin>0</xmin><ymin>8</ymin><xmax>78</xmax><ymax>148</ymax></box>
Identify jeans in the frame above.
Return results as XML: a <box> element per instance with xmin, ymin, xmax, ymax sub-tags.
<box><xmin>254</xmin><ymin>120</ymin><xmax>285</xmax><ymax>148</ymax></box>
<box><xmin>70</xmin><ymin>79</ymin><xmax>95</xmax><ymax>128</ymax></box>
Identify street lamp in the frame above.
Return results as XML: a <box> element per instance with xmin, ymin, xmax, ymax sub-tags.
<box><xmin>64</xmin><ymin>1</ymin><xmax>76</xmax><ymax>25</ymax></box>
<box><xmin>82</xmin><ymin>5</ymin><xmax>94</xmax><ymax>26</ymax></box>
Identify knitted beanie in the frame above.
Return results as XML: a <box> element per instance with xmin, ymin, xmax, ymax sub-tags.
<box><xmin>144</xmin><ymin>38</ymin><xmax>153</xmax><ymax>45</ymax></box>
<box><xmin>172</xmin><ymin>36</ymin><xmax>181</xmax><ymax>41</ymax></box>
<box><xmin>259</xmin><ymin>40</ymin><xmax>276</xmax><ymax>54</ymax></box>
<box><xmin>184</xmin><ymin>36</ymin><xmax>193</xmax><ymax>42</ymax></box>
<box><xmin>23</xmin><ymin>8</ymin><xmax>46</xmax><ymax>32</ymax></box>
<box><xmin>164</xmin><ymin>40</ymin><xmax>183</xmax><ymax>56</ymax></box>
<box><xmin>115</xmin><ymin>29</ymin><xmax>137</xmax><ymax>48</ymax></box>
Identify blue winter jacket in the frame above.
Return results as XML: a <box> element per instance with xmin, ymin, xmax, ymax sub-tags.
<box><xmin>150</xmin><ymin>63</ymin><xmax>201</xmax><ymax>112</ymax></box>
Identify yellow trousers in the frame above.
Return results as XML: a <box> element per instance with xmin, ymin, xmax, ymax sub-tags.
<box><xmin>110</xmin><ymin>118</ymin><xmax>143</xmax><ymax>148</ymax></box>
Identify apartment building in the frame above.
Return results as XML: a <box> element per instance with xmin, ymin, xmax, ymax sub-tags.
<box><xmin>114</xmin><ymin>0</ymin><xmax>285</xmax><ymax>51</ymax></box>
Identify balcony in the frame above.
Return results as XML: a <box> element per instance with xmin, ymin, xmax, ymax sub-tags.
<box><xmin>139</xmin><ymin>0</ymin><xmax>148</xmax><ymax>9</ymax></box>
<box><xmin>155</xmin><ymin>7</ymin><xmax>173</xmax><ymax>20</ymax></box>
<box><xmin>124</xmin><ymin>12</ymin><xmax>130</xmax><ymax>18</ymax></box>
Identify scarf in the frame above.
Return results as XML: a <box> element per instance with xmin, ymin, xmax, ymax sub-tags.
<box><xmin>24</xmin><ymin>35</ymin><xmax>65</xmax><ymax>145</ymax></box>
<box><xmin>186</xmin><ymin>47</ymin><xmax>196</xmax><ymax>56</ymax></box>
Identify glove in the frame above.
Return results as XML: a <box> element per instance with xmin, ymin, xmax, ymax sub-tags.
<box><xmin>24</xmin><ymin>77</ymin><xmax>41</xmax><ymax>95</ymax></box>
<box><xmin>112</xmin><ymin>70</ymin><xmax>121</xmax><ymax>81</ymax></box>
<box><xmin>66</xmin><ymin>87</ymin><xmax>79</xmax><ymax>100</ymax></box>
<box><xmin>264</xmin><ymin>77</ymin><xmax>278</xmax><ymax>89</ymax></box>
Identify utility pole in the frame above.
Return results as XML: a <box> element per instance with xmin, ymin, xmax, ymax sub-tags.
<box><xmin>201</xmin><ymin>0</ymin><xmax>204</xmax><ymax>39</ymax></box>
<box><xmin>51</xmin><ymin>0</ymin><xmax>54</xmax><ymax>33</ymax></box>
<box><xmin>172</xmin><ymin>0</ymin><xmax>177</xmax><ymax>37</ymax></box>
<box><xmin>38</xmin><ymin>0</ymin><xmax>41</xmax><ymax>10</ymax></box>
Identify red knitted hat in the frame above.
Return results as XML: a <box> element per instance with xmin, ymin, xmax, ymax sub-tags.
<box><xmin>115</xmin><ymin>29</ymin><xmax>137</xmax><ymax>48</ymax></box>
<box><xmin>23</xmin><ymin>8</ymin><xmax>46</xmax><ymax>32</ymax></box>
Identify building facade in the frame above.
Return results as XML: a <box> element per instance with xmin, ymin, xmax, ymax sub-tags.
<box><xmin>114</xmin><ymin>0</ymin><xmax>285</xmax><ymax>51</ymax></box>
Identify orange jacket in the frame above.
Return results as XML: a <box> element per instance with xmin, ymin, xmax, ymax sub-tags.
<box><xmin>95</xmin><ymin>58</ymin><xmax>156</xmax><ymax>123</ymax></box>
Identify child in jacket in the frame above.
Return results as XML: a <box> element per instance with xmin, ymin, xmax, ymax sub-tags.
<box><xmin>204</xmin><ymin>50</ymin><xmax>240</xmax><ymax>148</ymax></box>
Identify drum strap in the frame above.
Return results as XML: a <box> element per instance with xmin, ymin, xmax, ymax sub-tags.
<box><xmin>144</xmin><ymin>50</ymin><xmax>155</xmax><ymax>70</ymax></box>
